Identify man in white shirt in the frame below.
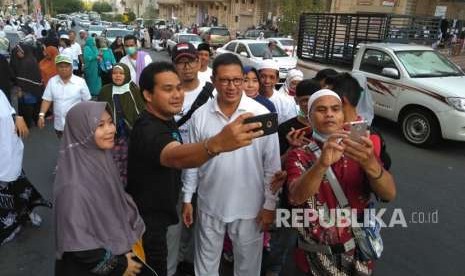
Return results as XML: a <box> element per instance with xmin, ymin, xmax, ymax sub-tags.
<box><xmin>167</xmin><ymin>42</ymin><xmax>215</xmax><ymax>276</ymax></box>
<box><xmin>197</xmin><ymin>43</ymin><xmax>213</xmax><ymax>84</ymax></box>
<box><xmin>68</xmin><ymin>30</ymin><xmax>83</xmax><ymax>76</ymax></box>
<box><xmin>259</xmin><ymin>59</ymin><xmax>297</xmax><ymax>124</ymax></box>
<box><xmin>37</xmin><ymin>55</ymin><xmax>91</xmax><ymax>138</ymax></box>
<box><xmin>182</xmin><ymin>53</ymin><xmax>281</xmax><ymax>276</ymax></box>
<box><xmin>120</xmin><ymin>34</ymin><xmax>153</xmax><ymax>85</ymax></box>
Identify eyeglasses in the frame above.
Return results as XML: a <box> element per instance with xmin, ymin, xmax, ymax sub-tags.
<box><xmin>217</xmin><ymin>78</ymin><xmax>244</xmax><ymax>86</ymax></box>
<box><xmin>175</xmin><ymin>59</ymin><xmax>198</xmax><ymax>68</ymax></box>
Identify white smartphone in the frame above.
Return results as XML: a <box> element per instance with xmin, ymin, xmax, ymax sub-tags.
<box><xmin>348</xmin><ymin>120</ymin><xmax>368</xmax><ymax>142</ymax></box>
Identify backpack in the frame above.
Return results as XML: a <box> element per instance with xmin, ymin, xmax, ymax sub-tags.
<box><xmin>177</xmin><ymin>82</ymin><xmax>214</xmax><ymax>127</ymax></box>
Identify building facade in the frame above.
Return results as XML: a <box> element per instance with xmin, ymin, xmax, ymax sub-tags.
<box><xmin>330</xmin><ymin>0</ymin><xmax>465</xmax><ymax>20</ymax></box>
<box><xmin>157</xmin><ymin>0</ymin><xmax>266</xmax><ymax>32</ymax></box>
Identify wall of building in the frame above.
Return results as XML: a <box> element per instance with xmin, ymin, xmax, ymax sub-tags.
<box><xmin>157</xmin><ymin>0</ymin><xmax>264</xmax><ymax>32</ymax></box>
<box><xmin>330</xmin><ymin>0</ymin><xmax>411</xmax><ymax>14</ymax></box>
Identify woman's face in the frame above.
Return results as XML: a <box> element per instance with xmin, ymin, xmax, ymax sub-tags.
<box><xmin>289</xmin><ymin>79</ymin><xmax>301</xmax><ymax>91</ymax></box>
<box><xmin>112</xmin><ymin>67</ymin><xmax>125</xmax><ymax>86</ymax></box>
<box><xmin>116</xmin><ymin>37</ymin><xmax>122</xmax><ymax>45</ymax></box>
<box><xmin>244</xmin><ymin>71</ymin><xmax>260</xmax><ymax>97</ymax></box>
<box><xmin>94</xmin><ymin>111</ymin><xmax>116</xmax><ymax>150</ymax></box>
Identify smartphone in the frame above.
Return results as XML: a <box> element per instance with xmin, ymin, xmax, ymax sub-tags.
<box><xmin>243</xmin><ymin>113</ymin><xmax>278</xmax><ymax>137</ymax></box>
<box><xmin>348</xmin><ymin>120</ymin><xmax>368</xmax><ymax>142</ymax></box>
<box><xmin>132</xmin><ymin>253</ymin><xmax>159</xmax><ymax>275</ymax></box>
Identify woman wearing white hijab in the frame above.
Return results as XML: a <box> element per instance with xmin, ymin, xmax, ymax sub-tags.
<box><xmin>0</xmin><ymin>90</ymin><xmax>50</xmax><ymax>246</ymax></box>
<box><xmin>278</xmin><ymin>69</ymin><xmax>303</xmax><ymax>97</ymax></box>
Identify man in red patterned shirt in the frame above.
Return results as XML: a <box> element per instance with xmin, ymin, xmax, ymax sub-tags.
<box><xmin>286</xmin><ymin>89</ymin><xmax>396</xmax><ymax>275</ymax></box>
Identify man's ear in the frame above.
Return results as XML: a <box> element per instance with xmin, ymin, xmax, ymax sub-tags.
<box><xmin>142</xmin><ymin>90</ymin><xmax>152</xmax><ymax>103</ymax></box>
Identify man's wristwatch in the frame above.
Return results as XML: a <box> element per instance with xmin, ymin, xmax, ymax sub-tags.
<box><xmin>39</xmin><ymin>112</ymin><xmax>45</xmax><ymax>118</ymax></box>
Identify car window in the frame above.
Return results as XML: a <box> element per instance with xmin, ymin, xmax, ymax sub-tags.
<box><xmin>248</xmin><ymin>43</ymin><xmax>288</xmax><ymax>57</ymax></box>
<box><xmin>180</xmin><ymin>35</ymin><xmax>202</xmax><ymax>42</ymax></box>
<box><xmin>226</xmin><ymin>42</ymin><xmax>237</xmax><ymax>52</ymax></box>
<box><xmin>360</xmin><ymin>49</ymin><xmax>398</xmax><ymax>77</ymax></box>
<box><xmin>279</xmin><ymin>39</ymin><xmax>294</xmax><ymax>46</ymax></box>
<box><xmin>211</xmin><ymin>28</ymin><xmax>230</xmax><ymax>36</ymax></box>
<box><xmin>236</xmin><ymin>44</ymin><xmax>249</xmax><ymax>56</ymax></box>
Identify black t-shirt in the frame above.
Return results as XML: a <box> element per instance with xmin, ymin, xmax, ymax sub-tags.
<box><xmin>278</xmin><ymin>117</ymin><xmax>309</xmax><ymax>155</ymax></box>
<box><xmin>126</xmin><ymin>110</ymin><xmax>182</xmax><ymax>226</ymax></box>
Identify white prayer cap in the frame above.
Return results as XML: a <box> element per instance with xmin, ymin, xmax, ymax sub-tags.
<box><xmin>258</xmin><ymin>58</ymin><xmax>279</xmax><ymax>71</ymax></box>
<box><xmin>60</xmin><ymin>34</ymin><xmax>70</xmax><ymax>40</ymax></box>
<box><xmin>307</xmin><ymin>89</ymin><xmax>342</xmax><ymax>113</ymax></box>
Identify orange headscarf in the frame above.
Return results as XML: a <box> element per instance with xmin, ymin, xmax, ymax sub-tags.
<box><xmin>39</xmin><ymin>46</ymin><xmax>59</xmax><ymax>86</ymax></box>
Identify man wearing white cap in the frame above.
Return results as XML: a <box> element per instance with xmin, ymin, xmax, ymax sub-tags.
<box><xmin>285</xmin><ymin>89</ymin><xmax>396</xmax><ymax>276</ymax></box>
<box><xmin>258</xmin><ymin>59</ymin><xmax>297</xmax><ymax>124</ymax></box>
<box><xmin>38</xmin><ymin>55</ymin><xmax>91</xmax><ymax>138</ymax></box>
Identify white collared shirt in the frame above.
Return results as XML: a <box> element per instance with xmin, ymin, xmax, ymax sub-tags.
<box><xmin>182</xmin><ymin>93</ymin><xmax>281</xmax><ymax>223</ymax></box>
<box><xmin>70</xmin><ymin>42</ymin><xmax>82</xmax><ymax>70</ymax></box>
<box><xmin>120</xmin><ymin>53</ymin><xmax>153</xmax><ymax>84</ymax></box>
<box><xmin>198</xmin><ymin>67</ymin><xmax>212</xmax><ymax>84</ymax></box>
<box><xmin>268</xmin><ymin>89</ymin><xmax>298</xmax><ymax>124</ymax></box>
<box><xmin>174</xmin><ymin>79</ymin><xmax>207</xmax><ymax>143</ymax></box>
<box><xmin>42</xmin><ymin>75</ymin><xmax>91</xmax><ymax>131</ymax></box>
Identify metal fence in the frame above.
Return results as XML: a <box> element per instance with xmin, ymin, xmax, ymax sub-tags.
<box><xmin>297</xmin><ymin>13</ymin><xmax>441</xmax><ymax>66</ymax></box>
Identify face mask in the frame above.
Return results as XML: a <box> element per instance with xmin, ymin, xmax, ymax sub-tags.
<box><xmin>125</xmin><ymin>46</ymin><xmax>137</xmax><ymax>55</ymax></box>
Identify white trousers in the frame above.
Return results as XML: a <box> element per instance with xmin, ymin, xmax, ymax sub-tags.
<box><xmin>194</xmin><ymin>210</ymin><xmax>263</xmax><ymax>276</ymax></box>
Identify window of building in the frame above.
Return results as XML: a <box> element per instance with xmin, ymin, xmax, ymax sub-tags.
<box><xmin>251</xmin><ymin>0</ymin><xmax>254</xmax><ymax>3</ymax></box>
<box><xmin>235</xmin><ymin>0</ymin><xmax>238</xmax><ymax>3</ymax></box>
<box><xmin>216</xmin><ymin>5</ymin><xmax>219</xmax><ymax>10</ymax></box>
<box><xmin>210</xmin><ymin>4</ymin><xmax>214</xmax><ymax>9</ymax></box>
<box><xmin>224</xmin><ymin>6</ymin><xmax>227</xmax><ymax>11</ymax></box>
<box><xmin>235</xmin><ymin>16</ymin><xmax>238</xmax><ymax>22</ymax></box>
<box><xmin>242</xmin><ymin>0</ymin><xmax>246</xmax><ymax>4</ymax></box>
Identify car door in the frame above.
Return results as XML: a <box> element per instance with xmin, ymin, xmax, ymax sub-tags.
<box><xmin>358</xmin><ymin>49</ymin><xmax>402</xmax><ymax>119</ymax></box>
<box><xmin>225</xmin><ymin>42</ymin><xmax>237</xmax><ymax>54</ymax></box>
<box><xmin>235</xmin><ymin>43</ymin><xmax>252</xmax><ymax>67</ymax></box>
<box><xmin>168</xmin><ymin>34</ymin><xmax>177</xmax><ymax>51</ymax></box>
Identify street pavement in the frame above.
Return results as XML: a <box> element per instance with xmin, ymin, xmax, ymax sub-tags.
<box><xmin>1</xmin><ymin>49</ymin><xmax>465</xmax><ymax>276</ymax></box>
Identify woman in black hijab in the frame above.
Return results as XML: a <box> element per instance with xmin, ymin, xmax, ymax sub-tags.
<box><xmin>43</xmin><ymin>28</ymin><xmax>59</xmax><ymax>48</ymax></box>
<box><xmin>10</xmin><ymin>44</ymin><xmax>44</xmax><ymax>127</ymax></box>
<box><xmin>111</xmin><ymin>36</ymin><xmax>125</xmax><ymax>62</ymax></box>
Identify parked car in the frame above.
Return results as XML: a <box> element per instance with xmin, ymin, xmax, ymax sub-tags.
<box><xmin>200</xmin><ymin>27</ymin><xmax>231</xmax><ymax>48</ymax></box>
<box><xmin>103</xmin><ymin>28</ymin><xmax>134</xmax><ymax>45</ymax></box>
<box><xmin>298</xmin><ymin>43</ymin><xmax>465</xmax><ymax>147</ymax></box>
<box><xmin>88</xmin><ymin>25</ymin><xmax>106</xmax><ymax>37</ymax></box>
<box><xmin>166</xmin><ymin>33</ymin><xmax>203</xmax><ymax>54</ymax></box>
<box><xmin>268</xmin><ymin>37</ymin><xmax>295</xmax><ymax>57</ymax></box>
<box><xmin>216</xmin><ymin>39</ymin><xmax>296</xmax><ymax>82</ymax></box>
<box><xmin>80</xmin><ymin>20</ymin><xmax>91</xmax><ymax>28</ymax></box>
<box><xmin>240</xmin><ymin>29</ymin><xmax>275</xmax><ymax>40</ymax></box>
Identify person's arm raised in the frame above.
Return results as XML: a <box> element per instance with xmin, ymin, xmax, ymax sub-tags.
<box><xmin>160</xmin><ymin>112</ymin><xmax>263</xmax><ymax>169</ymax></box>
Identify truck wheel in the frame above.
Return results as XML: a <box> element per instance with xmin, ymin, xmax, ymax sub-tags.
<box><xmin>400</xmin><ymin>108</ymin><xmax>441</xmax><ymax>147</ymax></box>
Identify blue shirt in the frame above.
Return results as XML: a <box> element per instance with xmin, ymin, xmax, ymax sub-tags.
<box><xmin>253</xmin><ymin>94</ymin><xmax>277</xmax><ymax>113</ymax></box>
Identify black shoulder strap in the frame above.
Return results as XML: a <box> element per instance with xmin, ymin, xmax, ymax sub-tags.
<box><xmin>177</xmin><ymin>82</ymin><xmax>214</xmax><ymax>127</ymax></box>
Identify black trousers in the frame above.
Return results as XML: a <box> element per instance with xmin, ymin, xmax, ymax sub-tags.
<box><xmin>142</xmin><ymin>215</ymin><xmax>169</xmax><ymax>276</ymax></box>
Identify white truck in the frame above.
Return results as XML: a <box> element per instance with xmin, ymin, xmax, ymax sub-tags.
<box><xmin>296</xmin><ymin>13</ymin><xmax>465</xmax><ymax>147</ymax></box>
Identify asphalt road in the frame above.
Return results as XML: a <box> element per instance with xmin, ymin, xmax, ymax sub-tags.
<box><xmin>1</xmin><ymin>49</ymin><xmax>465</xmax><ymax>276</ymax></box>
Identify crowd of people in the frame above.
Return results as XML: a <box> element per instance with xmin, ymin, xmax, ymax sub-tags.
<box><xmin>0</xmin><ymin>13</ymin><xmax>397</xmax><ymax>275</ymax></box>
